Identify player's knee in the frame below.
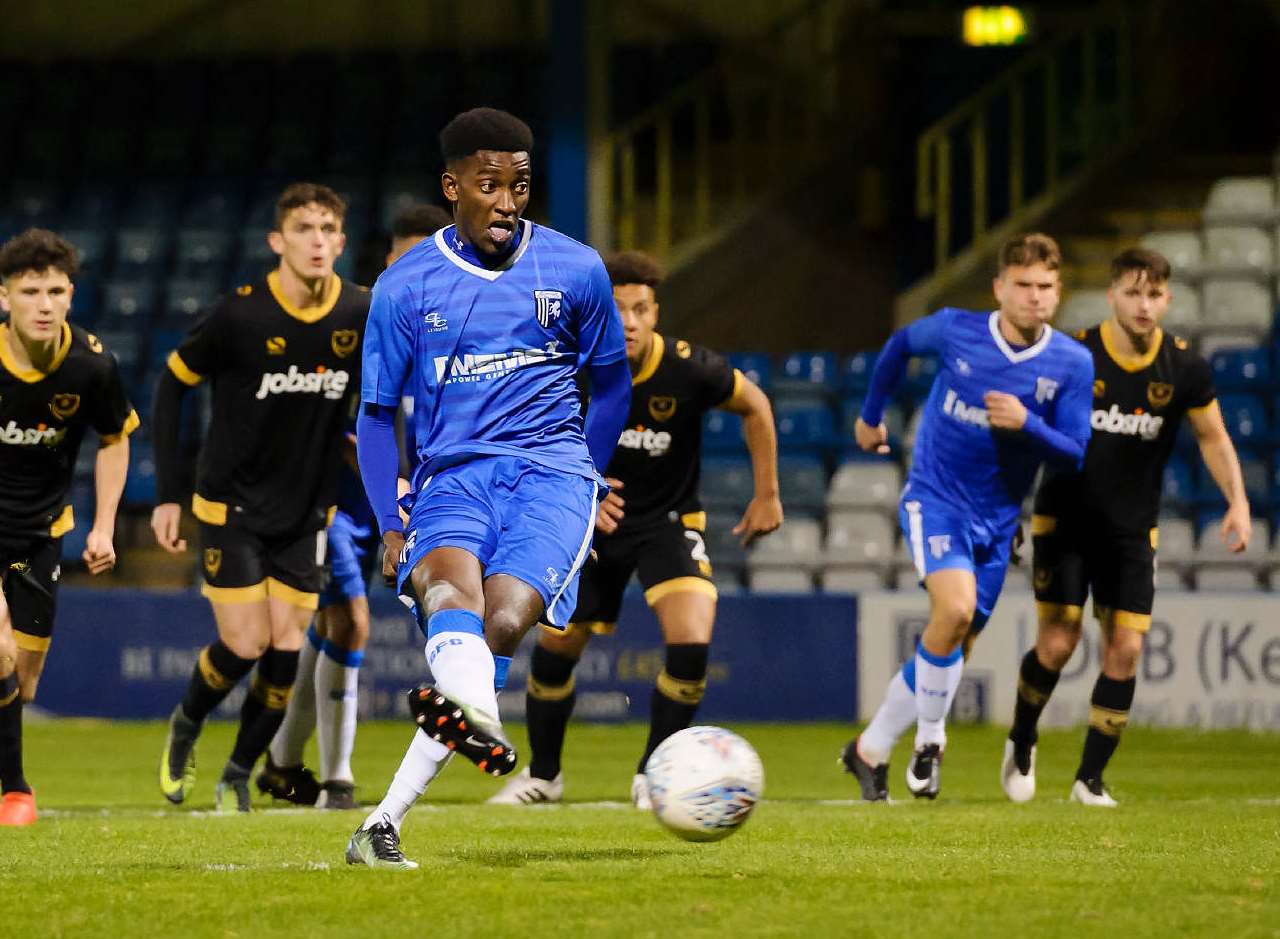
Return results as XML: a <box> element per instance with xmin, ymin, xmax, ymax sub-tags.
<box><xmin>1037</xmin><ymin>625</ymin><xmax>1080</xmax><ymax>671</ymax></box>
<box><xmin>540</xmin><ymin>624</ymin><xmax>590</xmax><ymax>659</ymax></box>
<box><xmin>936</xmin><ymin>596</ymin><xmax>977</xmax><ymax>636</ymax></box>
<box><xmin>1103</xmin><ymin>629</ymin><xmax>1143</xmax><ymax>679</ymax></box>
<box><xmin>484</xmin><ymin>607</ymin><xmax>527</xmax><ymax>653</ymax></box>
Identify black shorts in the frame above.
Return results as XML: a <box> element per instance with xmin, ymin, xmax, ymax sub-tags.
<box><xmin>1031</xmin><ymin>513</ymin><xmax>1157</xmax><ymax>632</ymax></box>
<box><xmin>0</xmin><ymin>536</ymin><xmax>61</xmax><ymax>653</ymax></box>
<box><xmin>199</xmin><ymin>522</ymin><xmax>327</xmax><ymax>611</ymax></box>
<box><xmin>569</xmin><ymin>513</ymin><xmax>718</xmax><ymax>632</ymax></box>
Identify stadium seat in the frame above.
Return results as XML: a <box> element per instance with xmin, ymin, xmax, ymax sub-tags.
<box><xmin>4</xmin><ymin>178</ymin><xmax>60</xmax><ymax>224</ymax></box>
<box><xmin>101</xmin><ymin>280</ymin><xmax>159</xmax><ymax>325</ymax></box>
<box><xmin>1210</xmin><ymin>347</ymin><xmax>1272</xmax><ymax>391</ymax></box>
<box><xmin>1202</xmin><ymin>176</ymin><xmax>1279</xmax><ymax>226</ymax></box>
<box><xmin>113</xmin><ymin>228</ymin><xmax>169</xmax><ymax>276</ymax></box>
<box><xmin>120</xmin><ymin>183</ymin><xmax>182</xmax><ymax>227</ymax></box>
<box><xmin>1162</xmin><ymin>458</ymin><xmax>1196</xmax><ymax>510</ymax></box>
<box><xmin>234</xmin><ymin>228</ymin><xmax>276</xmax><ymax>285</ymax></box>
<box><xmin>1139</xmin><ymin>231</ymin><xmax>1203</xmax><ymax>277</ymax></box>
<box><xmin>827</xmin><ymin>461</ymin><xmax>902</xmax><ymax>511</ymax></box>
<box><xmin>1156</xmin><ymin>518</ymin><xmax>1196</xmax><ymax>565</ymax></box>
<box><xmin>175</xmin><ymin>229</ymin><xmax>234</xmax><ymax>278</ymax></box>
<box><xmin>822</xmin><ymin>510</ymin><xmax>896</xmax><ymax>567</ymax></box>
<box><xmin>1201</xmin><ymin>278</ymin><xmax>1274</xmax><ymax>333</ymax></box>
<box><xmin>1162</xmin><ymin>282</ymin><xmax>1202</xmax><ymax>336</ymax></box>
<box><xmin>93</xmin><ymin>330</ymin><xmax>142</xmax><ymax>376</ymax></box>
<box><xmin>775</xmin><ymin>404</ymin><xmax>839</xmax><ymax>457</ymax></box>
<box><xmin>68</xmin><ymin>274</ymin><xmax>101</xmax><ymax>326</ymax></box>
<box><xmin>702</xmin><ymin>410</ymin><xmax>744</xmax><ymax>455</ymax></box>
<box><xmin>61</xmin><ymin>183</ymin><xmax>120</xmax><ymax>229</ymax></box>
<box><xmin>820</xmin><ymin>568</ymin><xmax>888</xmax><ymax>593</ymax></box>
<box><xmin>60</xmin><ymin>229</ymin><xmax>111</xmax><ymax>274</ymax></box>
<box><xmin>1195</xmin><ymin>457</ymin><xmax>1268</xmax><ymax>512</ymax></box>
<box><xmin>726</xmin><ymin>352</ymin><xmax>771</xmax><ymax>392</ymax></box>
<box><xmin>1195</xmin><ymin>516</ymin><xmax>1264</xmax><ymax>563</ymax></box>
<box><xmin>901</xmin><ymin>355</ymin><xmax>940</xmax><ymax>400</ymax></box>
<box><xmin>748</xmin><ymin>516</ymin><xmax>822</xmax><ymax>564</ymax></box>
<box><xmin>380</xmin><ymin>178</ymin><xmax>435</xmax><ymax>229</ymax></box>
<box><xmin>163</xmin><ymin>278</ymin><xmax>220</xmax><ymax>322</ymax></box>
<box><xmin>1216</xmin><ymin>394</ymin><xmax>1270</xmax><ymax>446</ymax></box>
<box><xmin>704</xmin><ymin>513</ymin><xmax>747</xmax><ymax>567</ymax></box>
<box><xmin>700</xmin><ymin>456</ymin><xmax>756</xmax><ymax>513</ymax></box>
<box><xmin>747</xmin><ymin>568</ymin><xmax>814</xmax><ymax>592</ymax></box>
<box><xmin>1194</xmin><ymin>566</ymin><xmax>1259</xmax><ymax>591</ymax></box>
<box><xmin>1055</xmin><ymin>289</ymin><xmax>1110</xmax><ymax>334</ymax></box>
<box><xmin>123</xmin><ymin>439</ymin><xmax>157</xmax><ymax>506</ymax></box>
<box><xmin>840</xmin><ymin>351</ymin><xmax>878</xmax><ymax>395</ymax></box>
<box><xmin>775</xmin><ymin>351</ymin><xmax>839</xmax><ymax>398</ymax></box>
<box><xmin>777</xmin><ymin>457</ymin><xmax>829</xmax><ymax>514</ymax></box>
<box><xmin>710</xmin><ymin>567</ymin><xmax>744</xmax><ymax>595</ymax></box>
<box><xmin>1203</xmin><ymin>226</ymin><xmax>1276</xmax><ymax>276</ymax></box>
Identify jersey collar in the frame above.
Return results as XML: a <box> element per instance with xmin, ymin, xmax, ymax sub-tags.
<box><xmin>0</xmin><ymin>322</ymin><xmax>72</xmax><ymax>382</ymax></box>
<box><xmin>267</xmin><ymin>270</ymin><xmax>342</xmax><ymax>324</ymax></box>
<box><xmin>988</xmin><ymin>311</ymin><xmax>1052</xmax><ymax>364</ymax></box>
<box><xmin>631</xmin><ymin>334</ymin><xmax>664</xmax><ymax>386</ymax></box>
<box><xmin>435</xmin><ymin>219</ymin><xmax>534</xmax><ymax>282</ymax></box>
<box><xmin>1100</xmin><ymin>318</ymin><xmax>1163</xmax><ymax>373</ymax></box>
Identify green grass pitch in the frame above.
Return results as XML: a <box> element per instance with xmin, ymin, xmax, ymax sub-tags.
<box><xmin>4</xmin><ymin>719</ymin><xmax>1277</xmax><ymax>938</ymax></box>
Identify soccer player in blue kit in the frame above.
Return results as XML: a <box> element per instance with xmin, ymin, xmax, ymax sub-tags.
<box><xmin>840</xmin><ymin>233</ymin><xmax>1094</xmax><ymax>801</ymax></box>
<box><xmin>346</xmin><ymin>109</ymin><xmax>630</xmax><ymax>867</ymax></box>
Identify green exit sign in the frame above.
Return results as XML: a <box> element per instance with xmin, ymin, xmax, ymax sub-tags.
<box><xmin>963</xmin><ymin>6</ymin><xmax>1031</xmax><ymax>46</ymax></box>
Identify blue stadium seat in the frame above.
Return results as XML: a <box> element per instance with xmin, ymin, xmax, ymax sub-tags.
<box><xmin>93</xmin><ymin>331</ymin><xmax>142</xmax><ymax>376</ymax></box>
<box><xmin>233</xmin><ymin>228</ymin><xmax>275</xmax><ymax>285</ymax></box>
<box><xmin>113</xmin><ymin>228</ymin><xmax>169</xmax><ymax>276</ymax></box>
<box><xmin>700</xmin><ymin>456</ymin><xmax>756</xmax><ymax>514</ymax></box>
<box><xmin>180</xmin><ymin>186</ymin><xmax>246</xmax><ymax>230</ymax></box>
<box><xmin>727</xmin><ymin>352</ymin><xmax>771</xmax><ymax>392</ymax></box>
<box><xmin>69</xmin><ymin>273</ymin><xmax>101</xmax><ymax>326</ymax></box>
<box><xmin>61</xmin><ymin>183</ymin><xmax>120</xmax><ymax>229</ymax></box>
<box><xmin>1217</xmin><ymin>394</ymin><xmax>1271</xmax><ymax>446</ymax></box>
<box><xmin>775</xmin><ymin>351</ymin><xmax>839</xmax><ymax>398</ymax></box>
<box><xmin>61</xmin><ymin>229</ymin><xmax>111</xmax><ymax>273</ymax></box>
<box><xmin>901</xmin><ymin>355</ymin><xmax>940</xmax><ymax>400</ymax></box>
<box><xmin>174</xmin><ymin>229</ymin><xmax>234</xmax><ymax>279</ymax></box>
<box><xmin>840</xmin><ymin>351</ymin><xmax>878</xmax><ymax>394</ymax></box>
<box><xmin>120</xmin><ymin>183</ymin><xmax>182</xmax><ymax>227</ymax></box>
<box><xmin>703</xmin><ymin>410</ymin><xmax>744</xmax><ymax>455</ymax></box>
<box><xmin>775</xmin><ymin>403</ymin><xmax>839</xmax><ymax>456</ymax></box>
<box><xmin>380</xmin><ymin>178</ymin><xmax>435</xmax><ymax>229</ymax></box>
<box><xmin>101</xmin><ymin>280</ymin><xmax>159</xmax><ymax>325</ymax></box>
<box><xmin>163</xmin><ymin>278</ymin><xmax>220</xmax><ymax>323</ymax></box>
<box><xmin>839</xmin><ymin>396</ymin><xmax>905</xmax><ymax>447</ymax></box>
<box><xmin>1196</xmin><ymin>456</ymin><xmax>1269</xmax><ymax>511</ymax></box>
<box><xmin>778</xmin><ymin>457</ymin><xmax>829</xmax><ymax>514</ymax></box>
<box><xmin>4</xmin><ymin>178</ymin><xmax>61</xmax><ymax>225</ymax></box>
<box><xmin>123</xmin><ymin>438</ymin><xmax>157</xmax><ymax>506</ymax></box>
<box><xmin>147</xmin><ymin>330</ymin><xmax>185</xmax><ymax>371</ymax></box>
<box><xmin>1162</xmin><ymin>457</ymin><xmax>1196</xmax><ymax>509</ymax></box>
<box><xmin>1211</xmin><ymin>347</ymin><xmax>1271</xmax><ymax>391</ymax></box>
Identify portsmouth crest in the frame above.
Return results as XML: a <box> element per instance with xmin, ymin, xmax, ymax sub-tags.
<box><xmin>1093</xmin><ymin>379</ymin><xmax>1106</xmax><ymax>398</ymax></box>
<box><xmin>86</xmin><ymin>333</ymin><xmax>103</xmax><ymax>354</ymax></box>
<box><xmin>534</xmin><ymin>290</ymin><xmax>563</xmax><ymax>327</ymax></box>
<box><xmin>676</xmin><ymin>340</ymin><xmax>692</xmax><ymax>359</ymax></box>
<box><xmin>266</xmin><ymin>336</ymin><xmax>287</xmax><ymax>355</ymax></box>
<box><xmin>1147</xmin><ymin>381</ymin><xmax>1174</xmax><ymax>410</ymax></box>
<box><xmin>203</xmin><ymin>548</ymin><xmax>222</xmax><ymax>578</ymax></box>
<box><xmin>49</xmin><ymin>393</ymin><xmax>80</xmax><ymax>420</ymax></box>
<box><xmin>648</xmin><ymin>395</ymin><xmax>677</xmax><ymax>422</ymax></box>
<box><xmin>1033</xmin><ymin>567</ymin><xmax>1052</xmax><ymax>592</ymax></box>
<box><xmin>331</xmin><ymin>329</ymin><xmax>359</xmax><ymax>358</ymax></box>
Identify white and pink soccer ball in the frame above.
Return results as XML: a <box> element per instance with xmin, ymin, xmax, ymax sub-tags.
<box><xmin>643</xmin><ymin>725</ymin><xmax>764</xmax><ymax>842</ymax></box>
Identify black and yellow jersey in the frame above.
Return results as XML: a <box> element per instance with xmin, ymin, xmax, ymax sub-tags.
<box><xmin>607</xmin><ymin>333</ymin><xmax>740</xmax><ymax>532</ymax></box>
<box><xmin>162</xmin><ymin>271</ymin><xmax>369</xmax><ymax>536</ymax></box>
<box><xmin>0</xmin><ymin>320</ymin><xmax>138</xmax><ymax>542</ymax></box>
<box><xmin>1035</xmin><ymin>319</ymin><xmax>1216</xmax><ymax>536</ymax></box>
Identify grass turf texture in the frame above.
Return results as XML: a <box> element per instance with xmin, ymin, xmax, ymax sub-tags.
<box><xmin>4</xmin><ymin>720</ymin><xmax>1277</xmax><ymax>938</ymax></box>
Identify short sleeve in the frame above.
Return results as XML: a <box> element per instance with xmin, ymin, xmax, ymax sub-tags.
<box><xmin>361</xmin><ymin>277</ymin><xmax>416</xmax><ymax>407</ymax></box>
<box><xmin>1183</xmin><ymin>354</ymin><xmax>1217</xmax><ymax>412</ymax></box>
<box><xmin>682</xmin><ymin>342</ymin><xmax>737</xmax><ymax>410</ymax></box>
<box><xmin>575</xmin><ymin>257</ymin><xmax>626</xmax><ymax>369</ymax></box>
<box><xmin>92</xmin><ymin>351</ymin><xmax>140</xmax><ymax>445</ymax></box>
<box><xmin>167</xmin><ymin>304</ymin><xmax>224</xmax><ymax>386</ymax></box>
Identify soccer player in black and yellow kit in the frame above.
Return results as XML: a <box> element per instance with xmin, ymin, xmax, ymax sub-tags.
<box><xmin>1002</xmin><ymin>248</ymin><xmax>1251</xmax><ymax>806</ymax></box>
<box><xmin>153</xmin><ymin>183</ymin><xmax>370</xmax><ymax>812</ymax></box>
<box><xmin>0</xmin><ymin>229</ymin><xmax>138</xmax><ymax>826</ymax></box>
<box><xmin>489</xmin><ymin>250</ymin><xmax>783</xmax><ymax>807</ymax></box>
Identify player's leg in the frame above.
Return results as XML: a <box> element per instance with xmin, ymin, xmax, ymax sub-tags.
<box><xmin>260</xmin><ymin>616</ymin><xmax>322</xmax><ymax>805</ymax></box>
<box><xmin>313</xmin><ymin>596</ymin><xmax>368</xmax><ymax>807</ymax></box>
<box><xmin>0</xmin><ymin>579</ymin><xmax>36</xmax><ymax>826</ymax></box>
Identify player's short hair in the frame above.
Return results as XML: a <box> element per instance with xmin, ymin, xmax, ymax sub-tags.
<box><xmin>274</xmin><ymin>182</ymin><xmax>347</xmax><ymax>231</ymax></box>
<box><xmin>0</xmin><ymin>228</ymin><xmax>80</xmax><ymax>281</ymax></box>
<box><xmin>439</xmin><ymin>108</ymin><xmax>534</xmax><ymax>164</ymax></box>
<box><xmin>392</xmin><ymin>204</ymin><xmax>453</xmax><ymax>239</ymax></box>
<box><xmin>604</xmin><ymin>250</ymin><xmax>665</xmax><ymax>290</ymax></box>
<box><xmin>997</xmin><ymin>233</ymin><xmax>1062</xmax><ymax>272</ymax></box>
<box><xmin>1110</xmin><ymin>247</ymin><xmax>1172</xmax><ymax>285</ymax></box>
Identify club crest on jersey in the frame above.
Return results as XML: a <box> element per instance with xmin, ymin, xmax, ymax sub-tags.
<box><xmin>423</xmin><ymin>310</ymin><xmax>448</xmax><ymax>332</ymax></box>
<box><xmin>1034</xmin><ymin>567</ymin><xmax>1052</xmax><ymax>591</ymax></box>
<box><xmin>1094</xmin><ymin>379</ymin><xmax>1106</xmax><ymax>398</ymax></box>
<box><xmin>928</xmin><ymin>535</ymin><xmax>951</xmax><ymax>559</ymax></box>
<box><xmin>87</xmin><ymin>333</ymin><xmax>103</xmax><ymax>354</ymax></box>
<box><xmin>203</xmin><ymin>548</ymin><xmax>222</xmax><ymax>577</ymax></box>
<box><xmin>676</xmin><ymin>340</ymin><xmax>692</xmax><ymax>359</ymax></box>
<box><xmin>331</xmin><ymin>329</ymin><xmax>359</xmax><ymax>358</ymax></box>
<box><xmin>266</xmin><ymin>336</ymin><xmax>287</xmax><ymax>355</ymax></box>
<box><xmin>648</xmin><ymin>395</ymin><xmax>677</xmax><ymax>422</ymax></box>
<box><xmin>49</xmin><ymin>393</ymin><xmax>80</xmax><ymax>420</ymax></box>
<box><xmin>1147</xmin><ymin>381</ymin><xmax>1174</xmax><ymax>410</ymax></box>
<box><xmin>534</xmin><ymin>290</ymin><xmax>563</xmax><ymax>327</ymax></box>
<box><xmin>1035</xmin><ymin>377</ymin><xmax>1059</xmax><ymax>404</ymax></box>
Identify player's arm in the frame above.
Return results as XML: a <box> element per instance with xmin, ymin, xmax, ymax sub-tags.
<box><xmin>987</xmin><ymin>353</ymin><xmax>1093</xmax><ymax>469</ymax></box>
<box><xmin>86</xmin><ymin>362</ymin><xmax>140</xmax><ymax>574</ymax></box>
<box><xmin>577</xmin><ymin>258</ymin><xmax>630</xmax><ymax>476</ymax></box>
<box><xmin>858</xmin><ymin>309</ymin><xmax>955</xmax><ymax>454</ymax></box>
<box><xmin>1188</xmin><ymin>400</ymin><xmax>1251</xmax><ymax>552</ymax></box>
<box><xmin>719</xmin><ymin>372</ymin><xmax>783</xmax><ymax>546</ymax></box>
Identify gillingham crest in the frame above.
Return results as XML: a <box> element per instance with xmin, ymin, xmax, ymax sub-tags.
<box><xmin>534</xmin><ymin>289</ymin><xmax>563</xmax><ymax>327</ymax></box>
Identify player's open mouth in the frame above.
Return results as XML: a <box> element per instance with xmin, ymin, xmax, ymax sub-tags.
<box><xmin>488</xmin><ymin>222</ymin><xmax>515</xmax><ymax>244</ymax></box>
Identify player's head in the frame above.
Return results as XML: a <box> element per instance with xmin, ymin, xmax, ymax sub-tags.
<box><xmin>605</xmin><ymin>250</ymin><xmax>665</xmax><ymax>364</ymax></box>
<box><xmin>1107</xmin><ymin>247</ymin><xmax>1172</xmax><ymax>340</ymax></box>
<box><xmin>993</xmin><ymin>232</ymin><xmax>1062</xmax><ymax>332</ymax></box>
<box><xmin>439</xmin><ymin>108</ymin><xmax>533</xmax><ymax>258</ymax></box>
<box><xmin>0</xmin><ymin>228</ymin><xmax>78</xmax><ymax>343</ymax></box>
<box><xmin>268</xmin><ymin>182</ymin><xmax>347</xmax><ymax>283</ymax></box>
<box><xmin>387</xmin><ymin>203</ymin><xmax>453</xmax><ymax>267</ymax></box>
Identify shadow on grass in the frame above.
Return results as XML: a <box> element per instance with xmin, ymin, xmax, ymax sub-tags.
<box><xmin>452</xmin><ymin>846</ymin><xmax>681</xmax><ymax>867</ymax></box>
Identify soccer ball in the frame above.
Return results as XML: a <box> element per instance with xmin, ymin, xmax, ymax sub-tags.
<box><xmin>643</xmin><ymin>725</ymin><xmax>764</xmax><ymax>842</ymax></box>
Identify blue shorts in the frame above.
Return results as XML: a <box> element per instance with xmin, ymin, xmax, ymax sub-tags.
<box><xmin>319</xmin><ymin>508</ymin><xmax>381</xmax><ymax>608</ymax></box>
<box><xmin>398</xmin><ymin>456</ymin><xmax>599</xmax><ymax>630</ymax></box>
<box><xmin>899</xmin><ymin>493</ymin><xmax>1013</xmax><ymax>632</ymax></box>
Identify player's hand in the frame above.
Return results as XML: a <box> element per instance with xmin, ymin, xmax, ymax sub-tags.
<box><xmin>854</xmin><ymin>417</ymin><xmax>890</xmax><ymax>455</ymax></box>
<box><xmin>1220</xmin><ymin>501</ymin><xmax>1252</xmax><ymax>554</ymax></box>
<box><xmin>382</xmin><ymin>530</ymin><xmax>406</xmax><ymax>586</ymax></box>
<box><xmin>82</xmin><ymin>528</ymin><xmax>117</xmax><ymax>575</ymax></box>
<box><xmin>733</xmin><ymin>494</ymin><xmax>783</xmax><ymax>547</ymax></box>
<box><xmin>596</xmin><ymin>478</ymin><xmax>625</xmax><ymax>535</ymax></box>
<box><xmin>150</xmin><ymin>503</ymin><xmax>187</xmax><ymax>553</ymax></box>
<box><xmin>984</xmin><ymin>391</ymin><xmax>1028</xmax><ymax>430</ymax></box>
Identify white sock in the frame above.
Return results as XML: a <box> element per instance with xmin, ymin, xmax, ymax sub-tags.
<box><xmin>426</xmin><ymin>631</ymin><xmax>502</xmax><ymax>737</ymax></box>
<box><xmin>362</xmin><ymin>730</ymin><xmax>451</xmax><ymax>832</ymax></box>
<box><xmin>316</xmin><ymin>641</ymin><xmax>360</xmax><ymax>784</ymax></box>
<box><xmin>268</xmin><ymin>627</ymin><xmax>320</xmax><ymax>767</ymax></box>
<box><xmin>859</xmin><ymin>668</ymin><xmax>917</xmax><ymax>765</ymax></box>
<box><xmin>914</xmin><ymin>644</ymin><xmax>964</xmax><ymax>749</ymax></box>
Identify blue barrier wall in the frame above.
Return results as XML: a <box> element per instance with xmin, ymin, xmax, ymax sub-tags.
<box><xmin>38</xmin><ymin>588</ymin><xmax>858</xmax><ymax>722</ymax></box>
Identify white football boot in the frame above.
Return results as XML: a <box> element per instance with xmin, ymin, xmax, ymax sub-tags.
<box><xmin>1070</xmin><ymin>777</ymin><xmax>1118</xmax><ymax>807</ymax></box>
<box><xmin>1000</xmin><ymin>738</ymin><xmax>1037</xmax><ymax>803</ymax></box>
<box><xmin>486</xmin><ymin>767</ymin><xmax>564</xmax><ymax>805</ymax></box>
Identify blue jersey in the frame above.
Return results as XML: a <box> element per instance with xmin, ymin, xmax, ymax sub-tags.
<box><xmin>362</xmin><ymin>221</ymin><xmax>626</xmax><ymax>484</ymax></box>
<box><xmin>904</xmin><ymin>308</ymin><xmax>1093</xmax><ymax>537</ymax></box>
